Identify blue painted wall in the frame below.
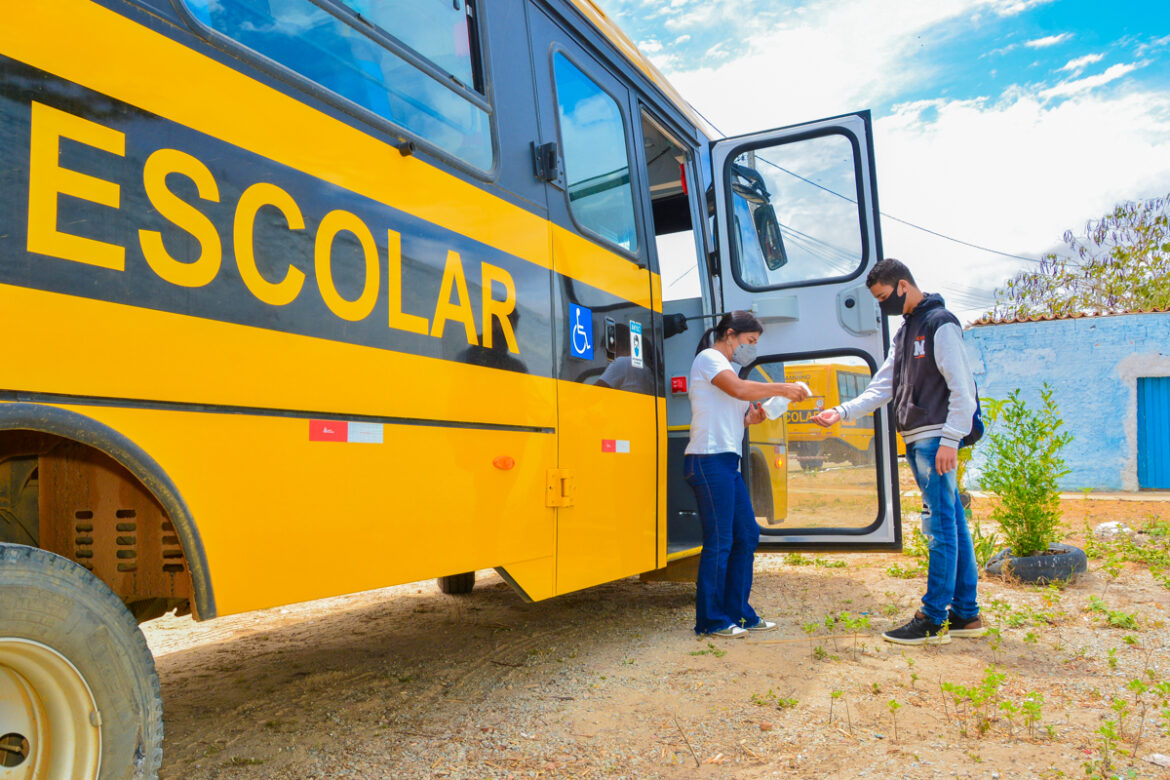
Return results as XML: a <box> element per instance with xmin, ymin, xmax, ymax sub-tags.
<box><xmin>963</xmin><ymin>311</ymin><xmax>1170</xmax><ymax>491</ymax></box>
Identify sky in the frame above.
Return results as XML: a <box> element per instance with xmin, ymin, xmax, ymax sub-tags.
<box><xmin>592</xmin><ymin>0</ymin><xmax>1170</xmax><ymax>322</ymax></box>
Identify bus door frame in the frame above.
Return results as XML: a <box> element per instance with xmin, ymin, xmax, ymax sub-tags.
<box><xmin>526</xmin><ymin>3</ymin><xmax>660</xmax><ymax>592</ymax></box>
<box><xmin>708</xmin><ymin>110</ymin><xmax>901</xmax><ymax>552</ymax></box>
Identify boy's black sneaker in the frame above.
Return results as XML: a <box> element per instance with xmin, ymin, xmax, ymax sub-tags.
<box><xmin>945</xmin><ymin>610</ymin><xmax>987</xmax><ymax>637</ymax></box>
<box><xmin>881</xmin><ymin>611</ymin><xmax>951</xmax><ymax>646</ymax></box>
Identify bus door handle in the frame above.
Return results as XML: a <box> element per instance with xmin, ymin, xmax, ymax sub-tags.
<box><xmin>546</xmin><ymin>469</ymin><xmax>575</xmax><ymax>507</ymax></box>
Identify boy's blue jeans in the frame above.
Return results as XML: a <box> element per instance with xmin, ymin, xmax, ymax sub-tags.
<box><xmin>684</xmin><ymin>453</ymin><xmax>760</xmax><ymax>634</ymax></box>
<box><xmin>905</xmin><ymin>437</ymin><xmax>980</xmax><ymax>625</ymax></box>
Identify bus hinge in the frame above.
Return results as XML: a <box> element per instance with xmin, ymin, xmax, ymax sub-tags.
<box><xmin>545</xmin><ymin>469</ymin><xmax>574</xmax><ymax>507</ymax></box>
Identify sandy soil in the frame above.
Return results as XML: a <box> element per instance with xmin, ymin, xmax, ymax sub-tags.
<box><xmin>144</xmin><ymin>494</ymin><xmax>1170</xmax><ymax>779</ymax></box>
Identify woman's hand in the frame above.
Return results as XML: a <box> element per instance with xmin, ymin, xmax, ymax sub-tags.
<box><xmin>775</xmin><ymin>383</ymin><xmax>811</xmax><ymax>402</ymax></box>
<box><xmin>745</xmin><ymin>403</ymin><xmax>766</xmax><ymax>425</ymax></box>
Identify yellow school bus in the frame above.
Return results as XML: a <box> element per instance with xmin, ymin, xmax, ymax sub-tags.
<box><xmin>786</xmin><ymin>363</ymin><xmax>870</xmax><ymax>468</ymax></box>
<box><xmin>783</xmin><ymin>363</ymin><xmax>906</xmax><ymax>469</ymax></box>
<box><xmin>744</xmin><ymin>365</ymin><xmax>791</xmax><ymax>527</ymax></box>
<box><xmin>0</xmin><ymin>1</ymin><xmax>902</xmax><ymax>775</ymax></box>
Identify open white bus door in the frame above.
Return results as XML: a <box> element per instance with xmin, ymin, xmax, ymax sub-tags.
<box><xmin>710</xmin><ymin>110</ymin><xmax>901</xmax><ymax>551</ymax></box>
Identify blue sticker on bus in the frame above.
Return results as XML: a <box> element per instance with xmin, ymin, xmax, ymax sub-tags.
<box><xmin>629</xmin><ymin>320</ymin><xmax>643</xmax><ymax>368</ymax></box>
<box><xmin>569</xmin><ymin>304</ymin><xmax>593</xmax><ymax>360</ymax></box>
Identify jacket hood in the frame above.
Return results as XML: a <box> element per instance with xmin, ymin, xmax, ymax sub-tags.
<box><xmin>906</xmin><ymin>292</ymin><xmax>946</xmax><ymax>319</ymax></box>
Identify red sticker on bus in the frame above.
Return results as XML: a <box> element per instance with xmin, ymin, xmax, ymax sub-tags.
<box><xmin>309</xmin><ymin>420</ymin><xmax>348</xmax><ymax>442</ymax></box>
<box><xmin>601</xmin><ymin>439</ymin><xmax>616</xmax><ymax>452</ymax></box>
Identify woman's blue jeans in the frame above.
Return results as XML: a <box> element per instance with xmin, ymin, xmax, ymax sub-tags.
<box><xmin>905</xmin><ymin>437</ymin><xmax>980</xmax><ymax>625</ymax></box>
<box><xmin>684</xmin><ymin>453</ymin><xmax>760</xmax><ymax>634</ymax></box>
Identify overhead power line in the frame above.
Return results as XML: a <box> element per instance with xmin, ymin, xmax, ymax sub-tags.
<box><xmin>691</xmin><ymin>105</ymin><xmax>1045</xmax><ymax>265</ymax></box>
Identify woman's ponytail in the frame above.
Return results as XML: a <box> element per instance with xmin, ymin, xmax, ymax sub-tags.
<box><xmin>694</xmin><ymin>311</ymin><xmax>763</xmax><ymax>355</ymax></box>
<box><xmin>695</xmin><ymin>326</ymin><xmax>717</xmax><ymax>355</ymax></box>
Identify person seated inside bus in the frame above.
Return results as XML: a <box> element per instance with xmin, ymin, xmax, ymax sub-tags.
<box><xmin>595</xmin><ymin>340</ymin><xmax>656</xmax><ymax>394</ymax></box>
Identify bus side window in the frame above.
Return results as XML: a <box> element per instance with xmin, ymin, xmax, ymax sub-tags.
<box><xmin>551</xmin><ymin>53</ymin><xmax>639</xmax><ymax>255</ymax></box>
<box><xmin>837</xmin><ymin>371</ymin><xmax>852</xmax><ymax>403</ymax></box>
<box><xmin>346</xmin><ymin>0</ymin><xmax>479</xmax><ymax>91</ymax></box>
<box><xmin>181</xmin><ymin>0</ymin><xmax>493</xmax><ymax>170</ymax></box>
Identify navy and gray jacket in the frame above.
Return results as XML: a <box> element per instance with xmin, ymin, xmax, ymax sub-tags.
<box><xmin>834</xmin><ymin>293</ymin><xmax>976</xmax><ymax>449</ymax></box>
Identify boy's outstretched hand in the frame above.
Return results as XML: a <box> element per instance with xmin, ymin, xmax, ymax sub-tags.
<box><xmin>811</xmin><ymin>409</ymin><xmax>840</xmax><ymax>428</ymax></box>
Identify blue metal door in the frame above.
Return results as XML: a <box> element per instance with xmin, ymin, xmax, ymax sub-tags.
<box><xmin>1138</xmin><ymin>377</ymin><xmax>1170</xmax><ymax>489</ymax></box>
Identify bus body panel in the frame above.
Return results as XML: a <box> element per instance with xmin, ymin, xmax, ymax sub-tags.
<box><xmin>0</xmin><ymin>284</ymin><xmax>559</xmax><ymax>431</ymax></box>
<box><xmin>49</xmin><ymin>402</ymin><xmax>558</xmax><ymax>616</ymax></box>
<box><xmin>552</xmin><ymin>381</ymin><xmax>658</xmax><ymax>595</ymax></box>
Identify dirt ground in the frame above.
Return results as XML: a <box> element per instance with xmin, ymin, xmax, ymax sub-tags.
<box><xmin>144</xmin><ymin>492</ymin><xmax>1170</xmax><ymax>780</ymax></box>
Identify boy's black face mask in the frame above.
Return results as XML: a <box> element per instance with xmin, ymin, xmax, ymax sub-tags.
<box><xmin>880</xmin><ymin>284</ymin><xmax>906</xmax><ymax>316</ymax></box>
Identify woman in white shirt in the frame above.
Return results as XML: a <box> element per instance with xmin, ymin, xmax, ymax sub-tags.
<box><xmin>686</xmin><ymin>311</ymin><xmax>809</xmax><ymax>638</ymax></box>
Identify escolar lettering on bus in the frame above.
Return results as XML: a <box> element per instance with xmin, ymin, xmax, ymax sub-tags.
<box><xmin>24</xmin><ymin>100</ymin><xmax>520</xmax><ymax>355</ymax></box>
<box><xmin>784</xmin><ymin>408</ymin><xmax>819</xmax><ymax>425</ymax></box>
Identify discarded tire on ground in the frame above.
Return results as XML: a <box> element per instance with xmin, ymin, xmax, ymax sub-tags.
<box><xmin>0</xmin><ymin>543</ymin><xmax>163</xmax><ymax>779</ymax></box>
<box><xmin>985</xmin><ymin>542</ymin><xmax>1088</xmax><ymax>584</ymax></box>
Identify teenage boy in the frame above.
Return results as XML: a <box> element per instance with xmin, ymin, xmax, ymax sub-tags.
<box><xmin>812</xmin><ymin>258</ymin><xmax>983</xmax><ymax>645</ymax></box>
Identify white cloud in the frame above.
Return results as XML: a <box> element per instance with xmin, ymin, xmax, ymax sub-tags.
<box><xmin>662</xmin><ymin>4</ymin><xmax>716</xmax><ymax>33</ymax></box>
<box><xmin>1060</xmin><ymin>52</ymin><xmax>1104</xmax><ymax>73</ymax></box>
<box><xmin>1039</xmin><ymin>62</ymin><xmax>1139</xmax><ymax>99</ymax></box>
<box><xmin>666</xmin><ymin>0</ymin><xmax>974</xmax><ymax>132</ymax></box>
<box><xmin>1024</xmin><ymin>33</ymin><xmax>1072</xmax><ymax>49</ymax></box>
<box><xmin>873</xmin><ymin>90</ymin><xmax>1170</xmax><ymax>321</ymax></box>
<box><xmin>985</xmin><ymin>0</ymin><xmax>1054</xmax><ymax>15</ymax></box>
<box><xmin>635</xmin><ymin>0</ymin><xmax>1170</xmax><ymax>322</ymax></box>
<box><xmin>1135</xmin><ymin>34</ymin><xmax>1170</xmax><ymax>58</ymax></box>
<box><xmin>984</xmin><ymin>43</ymin><xmax>1019</xmax><ymax>58</ymax></box>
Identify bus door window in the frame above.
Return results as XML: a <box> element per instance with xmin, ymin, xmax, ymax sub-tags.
<box><xmin>551</xmin><ymin>53</ymin><xmax>639</xmax><ymax>254</ymax></box>
<box><xmin>727</xmin><ymin>132</ymin><xmax>865</xmax><ymax>290</ymax></box>
<box><xmin>746</xmin><ymin>356</ymin><xmax>883</xmax><ymax>532</ymax></box>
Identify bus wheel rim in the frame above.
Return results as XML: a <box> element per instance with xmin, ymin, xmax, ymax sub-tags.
<box><xmin>0</xmin><ymin>637</ymin><xmax>102</xmax><ymax>779</ymax></box>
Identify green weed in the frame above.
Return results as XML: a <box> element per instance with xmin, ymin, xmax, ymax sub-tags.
<box><xmin>751</xmin><ymin>689</ymin><xmax>798</xmax><ymax>709</ymax></box>
<box><xmin>690</xmin><ymin>642</ymin><xmax>727</xmax><ymax>659</ymax></box>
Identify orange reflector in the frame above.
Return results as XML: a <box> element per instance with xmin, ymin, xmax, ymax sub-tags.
<box><xmin>493</xmin><ymin>456</ymin><xmax>515</xmax><ymax>471</ymax></box>
<box><xmin>775</xmin><ymin>458</ymin><xmax>784</xmax><ymax>469</ymax></box>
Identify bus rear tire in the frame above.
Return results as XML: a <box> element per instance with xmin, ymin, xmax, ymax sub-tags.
<box><xmin>0</xmin><ymin>543</ymin><xmax>163</xmax><ymax>780</ymax></box>
<box><xmin>437</xmin><ymin>572</ymin><xmax>475</xmax><ymax>595</ymax></box>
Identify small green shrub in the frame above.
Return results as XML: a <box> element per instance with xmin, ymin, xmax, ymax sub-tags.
<box><xmin>979</xmin><ymin>386</ymin><xmax>1073</xmax><ymax>558</ymax></box>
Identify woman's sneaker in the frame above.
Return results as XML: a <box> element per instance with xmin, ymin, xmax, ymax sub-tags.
<box><xmin>707</xmin><ymin>625</ymin><xmax>748</xmax><ymax>639</ymax></box>
<box><xmin>881</xmin><ymin>611</ymin><xmax>951</xmax><ymax>646</ymax></box>
<box><xmin>745</xmin><ymin>618</ymin><xmax>777</xmax><ymax>632</ymax></box>
<box><xmin>946</xmin><ymin>610</ymin><xmax>987</xmax><ymax>637</ymax></box>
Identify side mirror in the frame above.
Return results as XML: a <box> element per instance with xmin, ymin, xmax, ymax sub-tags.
<box><xmin>753</xmin><ymin>203</ymin><xmax>787</xmax><ymax>270</ymax></box>
<box><xmin>663</xmin><ymin>312</ymin><xmax>688</xmax><ymax>339</ymax></box>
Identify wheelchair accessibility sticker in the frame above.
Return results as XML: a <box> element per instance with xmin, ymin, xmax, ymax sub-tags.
<box><xmin>569</xmin><ymin>303</ymin><xmax>593</xmax><ymax>359</ymax></box>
